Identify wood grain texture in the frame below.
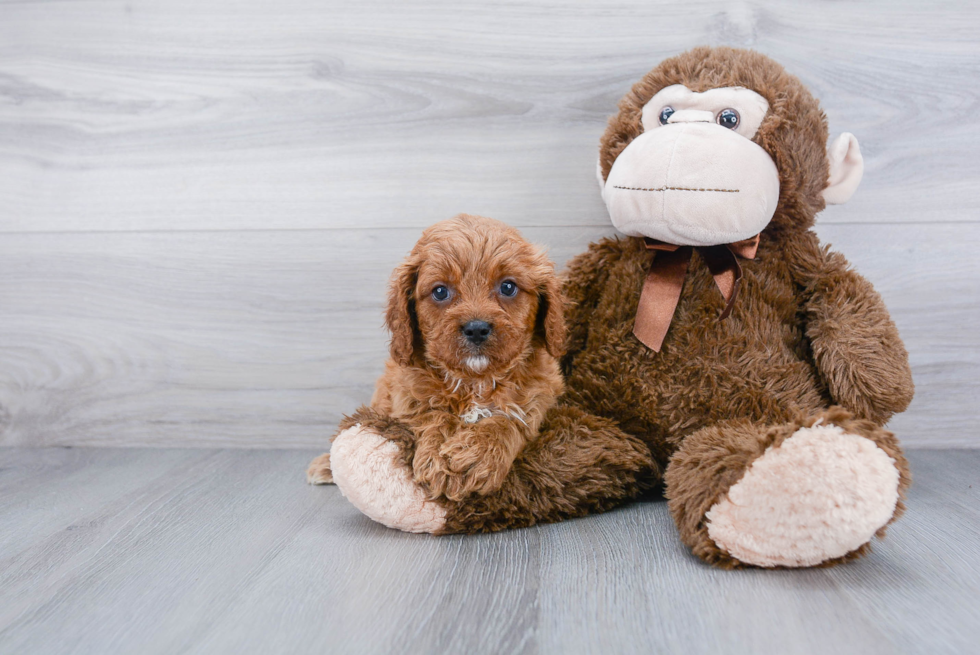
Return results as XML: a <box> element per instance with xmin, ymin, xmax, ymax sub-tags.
<box><xmin>1</xmin><ymin>0</ymin><xmax>978</xmax><ymax>232</ymax></box>
<box><xmin>1</xmin><ymin>223</ymin><xmax>976</xmax><ymax>448</ymax></box>
<box><xmin>1</xmin><ymin>0</ymin><xmax>978</xmax><ymax>447</ymax></box>
<box><xmin>0</xmin><ymin>447</ymin><xmax>976</xmax><ymax>654</ymax></box>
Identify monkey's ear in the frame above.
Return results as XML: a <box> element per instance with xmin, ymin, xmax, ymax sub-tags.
<box><xmin>384</xmin><ymin>259</ymin><xmax>421</xmax><ymax>366</ymax></box>
<box><xmin>536</xmin><ymin>274</ymin><xmax>567</xmax><ymax>359</ymax></box>
<box><xmin>821</xmin><ymin>133</ymin><xmax>864</xmax><ymax>205</ymax></box>
<box><xmin>595</xmin><ymin>157</ymin><xmax>606</xmax><ymax>189</ymax></box>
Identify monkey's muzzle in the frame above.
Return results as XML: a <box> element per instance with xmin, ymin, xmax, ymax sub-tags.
<box><xmin>602</xmin><ymin>122</ymin><xmax>780</xmax><ymax>246</ymax></box>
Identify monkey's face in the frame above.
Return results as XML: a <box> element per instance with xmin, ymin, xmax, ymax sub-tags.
<box><xmin>600</xmin><ymin>84</ymin><xmax>779</xmax><ymax>246</ymax></box>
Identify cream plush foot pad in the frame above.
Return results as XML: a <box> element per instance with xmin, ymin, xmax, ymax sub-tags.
<box><xmin>705</xmin><ymin>424</ymin><xmax>900</xmax><ymax>567</ymax></box>
<box><xmin>330</xmin><ymin>425</ymin><xmax>447</xmax><ymax>534</ymax></box>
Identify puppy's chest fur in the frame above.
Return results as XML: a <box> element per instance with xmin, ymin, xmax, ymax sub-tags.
<box><xmin>392</xmin><ymin>368</ymin><xmax>532</xmax><ymax>423</ymax></box>
<box><xmin>372</xmin><ymin>351</ymin><xmax>562</xmax><ymax>433</ymax></box>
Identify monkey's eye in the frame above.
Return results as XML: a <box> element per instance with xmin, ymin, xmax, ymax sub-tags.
<box><xmin>499</xmin><ymin>280</ymin><xmax>518</xmax><ymax>297</ymax></box>
<box><xmin>658</xmin><ymin>106</ymin><xmax>675</xmax><ymax>125</ymax></box>
<box><xmin>431</xmin><ymin>285</ymin><xmax>451</xmax><ymax>302</ymax></box>
<box><xmin>717</xmin><ymin>108</ymin><xmax>740</xmax><ymax>129</ymax></box>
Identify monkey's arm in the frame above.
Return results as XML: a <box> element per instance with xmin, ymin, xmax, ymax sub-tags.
<box><xmin>795</xmin><ymin>237</ymin><xmax>914</xmax><ymax>424</ymax></box>
<box><xmin>560</xmin><ymin>237</ymin><xmax>620</xmax><ymax>374</ymax></box>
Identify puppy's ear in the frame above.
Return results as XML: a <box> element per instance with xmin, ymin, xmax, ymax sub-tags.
<box><xmin>536</xmin><ymin>273</ymin><xmax>567</xmax><ymax>358</ymax></box>
<box><xmin>385</xmin><ymin>258</ymin><xmax>421</xmax><ymax>366</ymax></box>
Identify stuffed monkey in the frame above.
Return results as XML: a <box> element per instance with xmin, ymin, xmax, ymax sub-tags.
<box><xmin>320</xmin><ymin>47</ymin><xmax>914</xmax><ymax>569</ymax></box>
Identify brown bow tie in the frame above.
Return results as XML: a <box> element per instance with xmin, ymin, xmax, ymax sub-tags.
<box><xmin>633</xmin><ymin>235</ymin><xmax>760</xmax><ymax>351</ymax></box>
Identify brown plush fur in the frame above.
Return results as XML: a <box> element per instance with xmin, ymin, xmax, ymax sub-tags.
<box><xmin>335</xmin><ymin>402</ymin><xmax>656</xmax><ymax>534</ymax></box>
<box><xmin>318</xmin><ymin>48</ymin><xmax>915</xmax><ymax>568</ymax></box>
<box><xmin>450</xmin><ymin>48</ymin><xmax>910</xmax><ymax>558</ymax></box>
<box><xmin>308</xmin><ymin>214</ymin><xmax>566</xmax><ymax>501</ymax></box>
<box><xmin>555</xmin><ymin>47</ymin><xmax>914</xmax><ymax>564</ymax></box>
<box><xmin>559</xmin><ymin>232</ymin><xmax>913</xmax><ymax>445</ymax></box>
<box><xmin>664</xmin><ymin>407</ymin><xmax>910</xmax><ymax>569</ymax></box>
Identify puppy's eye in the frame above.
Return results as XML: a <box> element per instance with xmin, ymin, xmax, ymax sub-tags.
<box><xmin>431</xmin><ymin>285</ymin><xmax>451</xmax><ymax>302</ymax></box>
<box><xmin>499</xmin><ymin>280</ymin><xmax>518</xmax><ymax>297</ymax></box>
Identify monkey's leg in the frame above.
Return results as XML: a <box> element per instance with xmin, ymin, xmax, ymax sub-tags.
<box><xmin>441</xmin><ymin>404</ymin><xmax>657</xmax><ymax>533</ymax></box>
<box><xmin>664</xmin><ymin>407</ymin><xmax>911</xmax><ymax>569</ymax></box>
<box><xmin>326</xmin><ymin>404</ymin><xmax>656</xmax><ymax>534</ymax></box>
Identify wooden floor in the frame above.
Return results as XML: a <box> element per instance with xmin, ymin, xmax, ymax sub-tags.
<box><xmin>0</xmin><ymin>447</ymin><xmax>976</xmax><ymax>654</ymax></box>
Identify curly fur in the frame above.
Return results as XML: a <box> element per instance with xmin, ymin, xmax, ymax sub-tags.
<box><xmin>309</xmin><ymin>214</ymin><xmax>567</xmax><ymax>501</ymax></box>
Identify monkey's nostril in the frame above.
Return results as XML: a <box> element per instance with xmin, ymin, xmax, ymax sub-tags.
<box><xmin>461</xmin><ymin>320</ymin><xmax>492</xmax><ymax>344</ymax></box>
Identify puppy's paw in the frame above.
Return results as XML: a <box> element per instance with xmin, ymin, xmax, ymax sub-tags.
<box><xmin>306</xmin><ymin>453</ymin><xmax>334</xmax><ymax>485</ymax></box>
<box><xmin>412</xmin><ymin>441</ymin><xmax>454</xmax><ymax>500</ymax></box>
<box><xmin>411</xmin><ymin>419</ymin><xmax>518</xmax><ymax>501</ymax></box>
<box><xmin>438</xmin><ymin>438</ymin><xmax>511</xmax><ymax>500</ymax></box>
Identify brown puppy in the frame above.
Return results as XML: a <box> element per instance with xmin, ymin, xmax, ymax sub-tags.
<box><xmin>308</xmin><ymin>213</ymin><xmax>565</xmax><ymax>501</ymax></box>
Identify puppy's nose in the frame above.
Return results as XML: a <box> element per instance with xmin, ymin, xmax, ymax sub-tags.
<box><xmin>461</xmin><ymin>320</ymin><xmax>492</xmax><ymax>346</ymax></box>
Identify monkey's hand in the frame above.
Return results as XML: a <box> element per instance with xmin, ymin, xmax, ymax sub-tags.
<box><xmin>805</xmin><ymin>266</ymin><xmax>914</xmax><ymax>425</ymax></box>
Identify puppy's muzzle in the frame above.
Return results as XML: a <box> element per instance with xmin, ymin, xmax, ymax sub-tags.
<box><xmin>461</xmin><ymin>320</ymin><xmax>492</xmax><ymax>347</ymax></box>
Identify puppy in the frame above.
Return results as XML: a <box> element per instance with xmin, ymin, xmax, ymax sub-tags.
<box><xmin>307</xmin><ymin>213</ymin><xmax>566</xmax><ymax>500</ymax></box>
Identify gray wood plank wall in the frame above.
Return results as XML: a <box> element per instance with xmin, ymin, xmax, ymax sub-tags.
<box><xmin>1</xmin><ymin>0</ymin><xmax>978</xmax><ymax>448</ymax></box>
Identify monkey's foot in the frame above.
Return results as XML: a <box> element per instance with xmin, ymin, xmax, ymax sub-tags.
<box><xmin>705</xmin><ymin>423</ymin><xmax>900</xmax><ymax>568</ymax></box>
<box><xmin>330</xmin><ymin>425</ymin><xmax>447</xmax><ymax>534</ymax></box>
